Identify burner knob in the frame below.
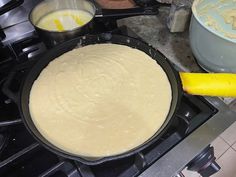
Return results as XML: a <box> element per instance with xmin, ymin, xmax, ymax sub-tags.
<box><xmin>187</xmin><ymin>146</ymin><xmax>220</xmax><ymax>177</ymax></box>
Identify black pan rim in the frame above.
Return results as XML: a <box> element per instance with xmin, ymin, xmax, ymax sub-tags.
<box><xmin>19</xmin><ymin>33</ymin><xmax>183</xmax><ymax>165</ymax></box>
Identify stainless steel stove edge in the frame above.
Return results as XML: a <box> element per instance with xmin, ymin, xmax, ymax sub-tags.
<box><xmin>138</xmin><ymin>96</ymin><xmax>236</xmax><ymax>177</ymax></box>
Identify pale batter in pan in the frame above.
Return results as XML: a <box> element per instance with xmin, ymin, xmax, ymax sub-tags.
<box><xmin>29</xmin><ymin>44</ymin><xmax>172</xmax><ymax>157</ymax></box>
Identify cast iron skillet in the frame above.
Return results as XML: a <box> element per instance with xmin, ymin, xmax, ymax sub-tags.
<box><xmin>9</xmin><ymin>34</ymin><xmax>183</xmax><ymax>165</ymax></box>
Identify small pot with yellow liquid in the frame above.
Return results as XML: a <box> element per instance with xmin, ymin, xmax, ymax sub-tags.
<box><xmin>29</xmin><ymin>0</ymin><xmax>96</xmax><ymax>48</ymax></box>
<box><xmin>29</xmin><ymin>0</ymin><xmax>159</xmax><ymax>48</ymax></box>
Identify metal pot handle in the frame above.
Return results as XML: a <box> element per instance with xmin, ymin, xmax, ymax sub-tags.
<box><xmin>0</xmin><ymin>0</ymin><xmax>24</xmax><ymax>16</ymax></box>
<box><xmin>95</xmin><ymin>5</ymin><xmax>159</xmax><ymax>19</ymax></box>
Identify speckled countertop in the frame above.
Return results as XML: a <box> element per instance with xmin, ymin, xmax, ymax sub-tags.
<box><xmin>118</xmin><ymin>6</ymin><xmax>201</xmax><ymax>72</ymax></box>
<box><xmin>118</xmin><ymin>7</ymin><xmax>236</xmax><ymax>109</ymax></box>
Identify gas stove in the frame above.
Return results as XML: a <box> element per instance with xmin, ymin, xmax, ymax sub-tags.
<box><xmin>1</xmin><ymin>1</ymin><xmax>236</xmax><ymax>177</ymax></box>
<box><xmin>0</xmin><ymin>28</ymin><xmax>219</xmax><ymax>177</ymax></box>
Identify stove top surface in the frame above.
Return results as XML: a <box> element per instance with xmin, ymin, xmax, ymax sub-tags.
<box><xmin>0</xmin><ymin>22</ymin><xmax>218</xmax><ymax>176</ymax></box>
<box><xmin>0</xmin><ymin>0</ymin><xmax>41</xmax><ymax>29</ymax></box>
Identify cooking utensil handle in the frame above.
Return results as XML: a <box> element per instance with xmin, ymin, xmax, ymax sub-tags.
<box><xmin>180</xmin><ymin>72</ymin><xmax>236</xmax><ymax>97</ymax></box>
<box><xmin>96</xmin><ymin>5</ymin><xmax>159</xmax><ymax>18</ymax></box>
<box><xmin>0</xmin><ymin>0</ymin><xmax>24</xmax><ymax>16</ymax></box>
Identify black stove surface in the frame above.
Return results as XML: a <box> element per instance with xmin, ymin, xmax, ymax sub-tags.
<box><xmin>0</xmin><ymin>24</ymin><xmax>218</xmax><ymax>177</ymax></box>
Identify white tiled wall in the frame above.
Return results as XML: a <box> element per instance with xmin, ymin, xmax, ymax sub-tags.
<box><xmin>212</xmin><ymin>148</ymin><xmax>236</xmax><ymax>177</ymax></box>
<box><xmin>220</xmin><ymin>122</ymin><xmax>236</xmax><ymax>146</ymax></box>
<box><xmin>182</xmin><ymin>122</ymin><xmax>236</xmax><ymax>177</ymax></box>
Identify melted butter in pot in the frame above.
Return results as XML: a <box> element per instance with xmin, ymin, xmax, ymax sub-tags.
<box><xmin>36</xmin><ymin>9</ymin><xmax>93</xmax><ymax>32</ymax></box>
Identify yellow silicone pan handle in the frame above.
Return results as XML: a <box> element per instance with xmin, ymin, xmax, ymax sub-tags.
<box><xmin>179</xmin><ymin>72</ymin><xmax>236</xmax><ymax>97</ymax></box>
